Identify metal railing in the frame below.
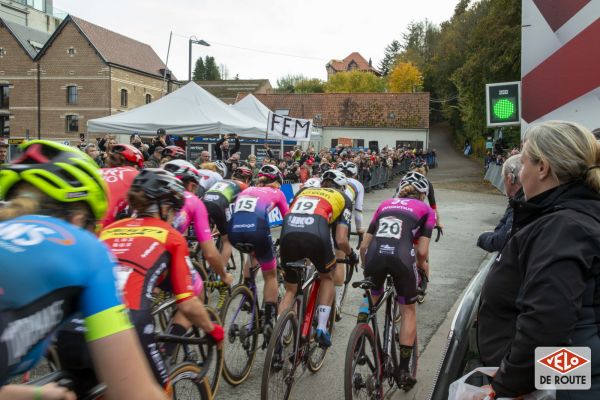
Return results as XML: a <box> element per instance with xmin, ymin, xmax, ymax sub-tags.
<box><xmin>357</xmin><ymin>158</ymin><xmax>412</xmax><ymax>191</ymax></box>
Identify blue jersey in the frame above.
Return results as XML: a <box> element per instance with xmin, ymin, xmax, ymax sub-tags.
<box><xmin>0</xmin><ymin>215</ymin><xmax>132</xmax><ymax>383</ymax></box>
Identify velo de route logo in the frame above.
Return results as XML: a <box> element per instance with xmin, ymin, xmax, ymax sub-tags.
<box><xmin>535</xmin><ymin>347</ymin><xmax>591</xmax><ymax>390</ymax></box>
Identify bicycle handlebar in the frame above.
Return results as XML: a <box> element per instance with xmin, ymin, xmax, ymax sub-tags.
<box><xmin>434</xmin><ymin>225</ymin><xmax>443</xmax><ymax>242</ymax></box>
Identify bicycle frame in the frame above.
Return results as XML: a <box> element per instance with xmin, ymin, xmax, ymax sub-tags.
<box><xmin>364</xmin><ymin>277</ymin><xmax>397</xmax><ymax>375</ymax></box>
<box><xmin>289</xmin><ymin>265</ymin><xmax>319</xmax><ymax>367</ymax></box>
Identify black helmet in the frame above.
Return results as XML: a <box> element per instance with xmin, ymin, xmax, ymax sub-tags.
<box><xmin>131</xmin><ymin>169</ymin><xmax>185</xmax><ymax>211</ymax></box>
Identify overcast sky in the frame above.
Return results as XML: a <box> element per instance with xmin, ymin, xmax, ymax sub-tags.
<box><xmin>54</xmin><ymin>0</ymin><xmax>456</xmax><ymax>85</ymax></box>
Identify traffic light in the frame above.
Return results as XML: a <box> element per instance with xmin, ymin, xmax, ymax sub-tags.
<box><xmin>486</xmin><ymin>82</ymin><xmax>521</xmax><ymax>127</ymax></box>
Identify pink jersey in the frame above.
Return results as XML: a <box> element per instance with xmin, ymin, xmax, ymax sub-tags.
<box><xmin>233</xmin><ymin>186</ymin><xmax>289</xmax><ymax>221</ymax></box>
<box><xmin>173</xmin><ymin>191</ymin><xmax>212</xmax><ymax>243</ymax></box>
<box><xmin>368</xmin><ymin>198</ymin><xmax>436</xmax><ymax>240</ymax></box>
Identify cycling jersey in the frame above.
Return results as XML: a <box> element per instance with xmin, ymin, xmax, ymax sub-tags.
<box><xmin>100</xmin><ymin>217</ymin><xmax>195</xmax><ymax>310</ymax></box>
<box><xmin>364</xmin><ymin>198</ymin><xmax>436</xmax><ymax>303</ymax></box>
<box><xmin>228</xmin><ymin>186</ymin><xmax>289</xmax><ymax>271</ymax></box>
<box><xmin>100</xmin><ymin>167</ymin><xmax>140</xmax><ymax>228</ymax></box>
<box><xmin>0</xmin><ymin>215</ymin><xmax>132</xmax><ymax>383</ymax></box>
<box><xmin>173</xmin><ymin>191</ymin><xmax>212</xmax><ymax>243</ymax></box>
<box><xmin>302</xmin><ymin>177</ymin><xmax>321</xmax><ymax>188</ymax></box>
<box><xmin>346</xmin><ymin>177</ymin><xmax>365</xmax><ymax>231</ymax></box>
<box><xmin>203</xmin><ymin>180</ymin><xmax>248</xmax><ymax>235</ymax></box>
<box><xmin>281</xmin><ymin>188</ymin><xmax>353</xmax><ymax>282</ymax></box>
<box><xmin>197</xmin><ymin>169</ymin><xmax>223</xmax><ymax>197</ymax></box>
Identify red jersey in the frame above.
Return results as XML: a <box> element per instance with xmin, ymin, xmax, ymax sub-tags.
<box><xmin>100</xmin><ymin>217</ymin><xmax>195</xmax><ymax>310</ymax></box>
<box><xmin>100</xmin><ymin>167</ymin><xmax>140</xmax><ymax>228</ymax></box>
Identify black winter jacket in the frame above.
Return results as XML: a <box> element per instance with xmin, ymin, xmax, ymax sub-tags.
<box><xmin>478</xmin><ymin>181</ymin><xmax>600</xmax><ymax>398</ymax></box>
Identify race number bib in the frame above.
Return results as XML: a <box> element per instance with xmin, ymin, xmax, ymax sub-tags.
<box><xmin>376</xmin><ymin>217</ymin><xmax>402</xmax><ymax>239</ymax></box>
<box><xmin>234</xmin><ymin>197</ymin><xmax>258</xmax><ymax>213</ymax></box>
<box><xmin>209</xmin><ymin>182</ymin><xmax>229</xmax><ymax>193</ymax></box>
<box><xmin>291</xmin><ymin>198</ymin><xmax>319</xmax><ymax>214</ymax></box>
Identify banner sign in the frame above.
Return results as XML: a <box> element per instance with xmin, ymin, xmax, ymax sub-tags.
<box><xmin>267</xmin><ymin>112</ymin><xmax>312</xmax><ymax>142</ymax></box>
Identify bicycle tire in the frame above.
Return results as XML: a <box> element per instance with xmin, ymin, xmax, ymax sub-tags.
<box><xmin>261</xmin><ymin>308</ymin><xmax>298</xmax><ymax>400</ymax></box>
<box><xmin>220</xmin><ymin>284</ymin><xmax>259</xmax><ymax>386</ymax></box>
<box><xmin>307</xmin><ymin>299</ymin><xmax>336</xmax><ymax>372</ymax></box>
<box><xmin>169</xmin><ymin>361</ymin><xmax>213</xmax><ymax>400</ymax></box>
<box><xmin>344</xmin><ymin>323</ymin><xmax>382</xmax><ymax>400</ymax></box>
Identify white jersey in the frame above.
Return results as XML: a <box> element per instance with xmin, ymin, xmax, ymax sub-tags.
<box><xmin>198</xmin><ymin>169</ymin><xmax>223</xmax><ymax>191</ymax></box>
<box><xmin>346</xmin><ymin>177</ymin><xmax>365</xmax><ymax>231</ymax></box>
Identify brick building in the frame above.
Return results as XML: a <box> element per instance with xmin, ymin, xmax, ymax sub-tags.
<box><xmin>325</xmin><ymin>52</ymin><xmax>380</xmax><ymax>78</ymax></box>
<box><xmin>0</xmin><ymin>14</ymin><xmax>178</xmax><ymax>142</ymax></box>
<box><xmin>253</xmin><ymin>92</ymin><xmax>430</xmax><ymax>151</ymax></box>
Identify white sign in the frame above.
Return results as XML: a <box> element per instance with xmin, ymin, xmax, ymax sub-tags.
<box><xmin>267</xmin><ymin>112</ymin><xmax>312</xmax><ymax>142</ymax></box>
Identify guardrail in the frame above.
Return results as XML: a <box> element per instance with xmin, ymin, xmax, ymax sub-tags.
<box><xmin>358</xmin><ymin>158</ymin><xmax>412</xmax><ymax>191</ymax></box>
<box><xmin>484</xmin><ymin>163</ymin><xmax>505</xmax><ymax>193</ymax></box>
<box><xmin>427</xmin><ymin>253</ymin><xmax>497</xmax><ymax>400</ymax></box>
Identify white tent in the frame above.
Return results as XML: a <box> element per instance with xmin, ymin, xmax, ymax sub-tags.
<box><xmin>87</xmin><ymin>82</ymin><xmax>268</xmax><ymax>137</ymax></box>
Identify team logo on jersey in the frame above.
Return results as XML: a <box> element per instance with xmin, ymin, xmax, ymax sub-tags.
<box><xmin>288</xmin><ymin>216</ymin><xmax>315</xmax><ymax>228</ymax></box>
<box><xmin>100</xmin><ymin>227</ymin><xmax>168</xmax><ymax>243</ymax></box>
<box><xmin>0</xmin><ymin>219</ymin><xmax>75</xmax><ymax>252</ymax></box>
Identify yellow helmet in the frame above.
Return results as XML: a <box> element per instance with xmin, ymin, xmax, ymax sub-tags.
<box><xmin>0</xmin><ymin>140</ymin><xmax>108</xmax><ymax>220</ymax></box>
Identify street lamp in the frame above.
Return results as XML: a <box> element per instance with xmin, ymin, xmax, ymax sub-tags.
<box><xmin>189</xmin><ymin>36</ymin><xmax>210</xmax><ymax>82</ymax></box>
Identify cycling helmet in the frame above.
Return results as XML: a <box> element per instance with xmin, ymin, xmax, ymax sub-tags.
<box><xmin>0</xmin><ymin>140</ymin><xmax>108</xmax><ymax>220</ymax></box>
<box><xmin>162</xmin><ymin>146</ymin><xmax>186</xmax><ymax>160</ymax></box>
<box><xmin>258</xmin><ymin>165</ymin><xmax>283</xmax><ymax>184</ymax></box>
<box><xmin>302</xmin><ymin>177</ymin><xmax>321</xmax><ymax>189</ymax></box>
<box><xmin>232</xmin><ymin>165</ymin><xmax>253</xmax><ymax>181</ymax></box>
<box><xmin>321</xmin><ymin>169</ymin><xmax>347</xmax><ymax>188</ymax></box>
<box><xmin>320</xmin><ymin>162</ymin><xmax>331</xmax><ymax>174</ymax></box>
<box><xmin>214</xmin><ymin>160</ymin><xmax>228</xmax><ymax>178</ymax></box>
<box><xmin>410</xmin><ymin>159</ymin><xmax>428</xmax><ymax>171</ymax></box>
<box><xmin>163</xmin><ymin>159</ymin><xmax>201</xmax><ymax>185</ymax></box>
<box><xmin>397</xmin><ymin>171</ymin><xmax>429</xmax><ymax>196</ymax></box>
<box><xmin>337</xmin><ymin>161</ymin><xmax>358</xmax><ymax>177</ymax></box>
<box><xmin>131</xmin><ymin>169</ymin><xmax>185</xmax><ymax>211</ymax></box>
<box><xmin>111</xmin><ymin>144</ymin><xmax>144</xmax><ymax>168</ymax></box>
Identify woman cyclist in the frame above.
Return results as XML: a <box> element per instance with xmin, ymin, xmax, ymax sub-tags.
<box><xmin>0</xmin><ymin>141</ymin><xmax>167</xmax><ymax>400</ymax></box>
<box><xmin>196</xmin><ymin>162</ymin><xmax>224</xmax><ymax>198</ymax></box>
<box><xmin>359</xmin><ymin>172</ymin><xmax>435</xmax><ymax>391</ymax></box>
<box><xmin>228</xmin><ymin>165</ymin><xmax>289</xmax><ymax>335</ymax></box>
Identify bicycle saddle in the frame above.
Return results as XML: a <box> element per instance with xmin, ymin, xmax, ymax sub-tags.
<box><xmin>352</xmin><ymin>277</ymin><xmax>377</xmax><ymax>290</ymax></box>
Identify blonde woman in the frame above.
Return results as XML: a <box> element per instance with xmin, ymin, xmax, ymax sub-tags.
<box><xmin>478</xmin><ymin>120</ymin><xmax>600</xmax><ymax>399</ymax></box>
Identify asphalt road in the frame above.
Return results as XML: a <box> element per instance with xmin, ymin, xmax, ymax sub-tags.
<box><xmin>216</xmin><ymin>125</ymin><xmax>508</xmax><ymax>400</ymax></box>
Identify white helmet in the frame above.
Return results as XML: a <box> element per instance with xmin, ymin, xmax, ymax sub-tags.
<box><xmin>214</xmin><ymin>160</ymin><xmax>228</xmax><ymax>178</ymax></box>
<box><xmin>162</xmin><ymin>159</ymin><xmax>201</xmax><ymax>184</ymax></box>
<box><xmin>302</xmin><ymin>177</ymin><xmax>321</xmax><ymax>189</ymax></box>
<box><xmin>396</xmin><ymin>172</ymin><xmax>429</xmax><ymax>196</ymax></box>
<box><xmin>337</xmin><ymin>161</ymin><xmax>358</xmax><ymax>177</ymax></box>
<box><xmin>321</xmin><ymin>169</ymin><xmax>347</xmax><ymax>189</ymax></box>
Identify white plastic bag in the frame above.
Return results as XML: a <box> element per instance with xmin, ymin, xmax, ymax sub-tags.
<box><xmin>448</xmin><ymin>367</ymin><xmax>556</xmax><ymax>400</ymax></box>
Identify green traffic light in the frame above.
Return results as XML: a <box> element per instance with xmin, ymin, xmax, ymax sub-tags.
<box><xmin>493</xmin><ymin>98</ymin><xmax>516</xmax><ymax>120</ymax></box>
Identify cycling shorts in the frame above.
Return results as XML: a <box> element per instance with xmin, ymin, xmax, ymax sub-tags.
<box><xmin>280</xmin><ymin>214</ymin><xmax>336</xmax><ymax>284</ymax></box>
<box><xmin>228</xmin><ymin>215</ymin><xmax>275</xmax><ymax>271</ymax></box>
<box><xmin>203</xmin><ymin>196</ymin><xmax>230</xmax><ymax>235</ymax></box>
<box><xmin>363</xmin><ymin>238</ymin><xmax>418</xmax><ymax>304</ymax></box>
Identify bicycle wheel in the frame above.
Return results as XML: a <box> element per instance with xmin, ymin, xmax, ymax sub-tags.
<box><xmin>170</xmin><ymin>307</ymin><xmax>223</xmax><ymax>396</ymax></box>
<box><xmin>220</xmin><ymin>284</ymin><xmax>259</xmax><ymax>385</ymax></box>
<box><xmin>344</xmin><ymin>323</ymin><xmax>382</xmax><ymax>400</ymax></box>
<box><xmin>169</xmin><ymin>361</ymin><xmax>213</xmax><ymax>400</ymax></box>
<box><xmin>261</xmin><ymin>308</ymin><xmax>298</xmax><ymax>400</ymax></box>
<box><xmin>307</xmin><ymin>299</ymin><xmax>336</xmax><ymax>372</ymax></box>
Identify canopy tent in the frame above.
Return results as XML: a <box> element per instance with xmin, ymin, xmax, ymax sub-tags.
<box><xmin>87</xmin><ymin>82</ymin><xmax>270</xmax><ymax>137</ymax></box>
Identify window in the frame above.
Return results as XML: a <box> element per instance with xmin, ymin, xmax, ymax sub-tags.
<box><xmin>120</xmin><ymin>89</ymin><xmax>128</xmax><ymax>107</ymax></box>
<box><xmin>0</xmin><ymin>48</ymin><xmax>5</xmax><ymax>58</ymax></box>
<box><xmin>67</xmin><ymin>47</ymin><xmax>76</xmax><ymax>56</ymax></box>
<box><xmin>145</xmin><ymin>94</ymin><xmax>152</xmax><ymax>104</ymax></box>
<box><xmin>0</xmin><ymin>86</ymin><xmax>9</xmax><ymax>109</ymax></box>
<box><xmin>274</xmin><ymin>108</ymin><xmax>289</xmax><ymax>116</ymax></box>
<box><xmin>0</xmin><ymin>116</ymin><xmax>9</xmax><ymax>136</ymax></box>
<box><xmin>356</xmin><ymin>139</ymin><xmax>364</xmax><ymax>148</ymax></box>
<box><xmin>67</xmin><ymin>85</ymin><xmax>77</xmax><ymax>105</ymax></box>
<box><xmin>66</xmin><ymin>115</ymin><xmax>79</xmax><ymax>132</ymax></box>
<box><xmin>331</xmin><ymin>139</ymin><xmax>338</xmax><ymax>147</ymax></box>
<box><xmin>27</xmin><ymin>0</ymin><xmax>45</xmax><ymax>12</ymax></box>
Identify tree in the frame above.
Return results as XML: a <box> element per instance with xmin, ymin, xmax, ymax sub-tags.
<box><xmin>295</xmin><ymin>78</ymin><xmax>325</xmax><ymax>93</ymax></box>
<box><xmin>220</xmin><ymin>64</ymin><xmax>230</xmax><ymax>80</ymax></box>
<box><xmin>325</xmin><ymin>71</ymin><xmax>385</xmax><ymax>93</ymax></box>
<box><xmin>379</xmin><ymin>40</ymin><xmax>402</xmax><ymax>76</ymax></box>
<box><xmin>388</xmin><ymin>62</ymin><xmax>423</xmax><ymax>92</ymax></box>
<box><xmin>192</xmin><ymin>56</ymin><xmax>222</xmax><ymax>80</ymax></box>
<box><xmin>192</xmin><ymin>57</ymin><xmax>205</xmax><ymax>81</ymax></box>
<box><xmin>275</xmin><ymin>74</ymin><xmax>307</xmax><ymax>93</ymax></box>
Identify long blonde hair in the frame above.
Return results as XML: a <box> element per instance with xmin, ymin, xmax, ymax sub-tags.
<box><xmin>396</xmin><ymin>185</ymin><xmax>426</xmax><ymax>201</ymax></box>
<box><xmin>524</xmin><ymin>120</ymin><xmax>600</xmax><ymax>192</ymax></box>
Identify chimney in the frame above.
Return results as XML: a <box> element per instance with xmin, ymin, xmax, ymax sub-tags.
<box><xmin>369</xmin><ymin>58</ymin><xmax>372</xmax><ymax>67</ymax></box>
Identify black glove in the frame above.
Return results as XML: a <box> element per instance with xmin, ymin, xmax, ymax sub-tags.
<box><xmin>349</xmin><ymin>250</ymin><xmax>359</xmax><ymax>266</ymax></box>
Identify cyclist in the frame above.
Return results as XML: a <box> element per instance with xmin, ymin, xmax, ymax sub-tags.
<box><xmin>0</xmin><ymin>141</ymin><xmax>167</xmax><ymax>400</ymax></box>
<box><xmin>228</xmin><ymin>165</ymin><xmax>289</xmax><ymax>335</ymax></box>
<box><xmin>202</xmin><ymin>165</ymin><xmax>253</xmax><ymax>265</ymax></box>
<box><xmin>279</xmin><ymin>169</ymin><xmax>357</xmax><ymax>347</ymax></box>
<box><xmin>402</xmin><ymin>160</ymin><xmax>441</xmax><ymax>228</ymax></box>
<box><xmin>160</xmin><ymin>145</ymin><xmax>186</xmax><ymax>163</ymax></box>
<box><xmin>100</xmin><ymin>143</ymin><xmax>144</xmax><ymax>228</ymax></box>
<box><xmin>359</xmin><ymin>172</ymin><xmax>435</xmax><ymax>390</ymax></box>
<box><xmin>196</xmin><ymin>162</ymin><xmax>224</xmax><ymax>198</ymax></box>
<box><xmin>333</xmin><ymin>161</ymin><xmax>365</xmax><ymax>319</ymax></box>
<box><xmin>99</xmin><ymin>169</ymin><xmax>225</xmax><ymax>391</ymax></box>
